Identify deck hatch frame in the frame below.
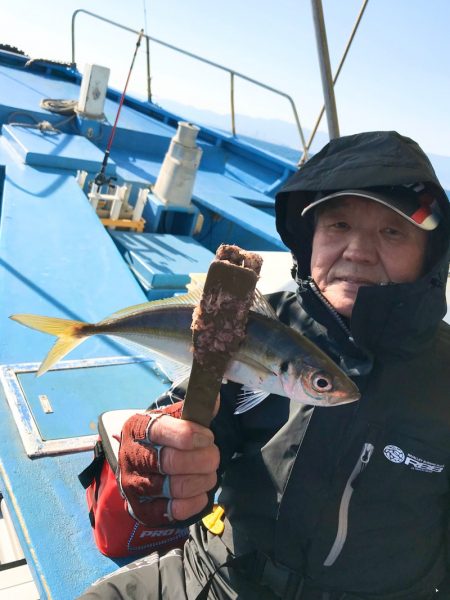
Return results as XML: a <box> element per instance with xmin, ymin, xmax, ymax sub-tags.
<box><xmin>0</xmin><ymin>356</ymin><xmax>162</xmax><ymax>457</ymax></box>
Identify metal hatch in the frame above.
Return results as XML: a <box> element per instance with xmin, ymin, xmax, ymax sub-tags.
<box><xmin>0</xmin><ymin>356</ymin><xmax>171</xmax><ymax>457</ymax></box>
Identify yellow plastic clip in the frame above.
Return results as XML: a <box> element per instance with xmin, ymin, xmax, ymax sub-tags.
<box><xmin>202</xmin><ymin>504</ymin><xmax>225</xmax><ymax>535</ymax></box>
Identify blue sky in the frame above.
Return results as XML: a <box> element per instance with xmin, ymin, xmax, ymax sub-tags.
<box><xmin>2</xmin><ymin>1</ymin><xmax>450</xmax><ymax>157</ymax></box>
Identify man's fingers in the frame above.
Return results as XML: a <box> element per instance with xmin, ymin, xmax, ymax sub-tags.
<box><xmin>120</xmin><ymin>439</ymin><xmax>219</xmax><ymax>478</ymax></box>
<box><xmin>146</xmin><ymin>394</ymin><xmax>220</xmax><ymax>449</ymax></box>
<box><xmin>126</xmin><ymin>492</ymin><xmax>210</xmax><ymax>525</ymax></box>
<box><xmin>148</xmin><ymin>414</ymin><xmax>215</xmax><ymax>450</ymax></box>
<box><xmin>161</xmin><ymin>445</ymin><xmax>220</xmax><ymax>476</ymax></box>
<box><xmin>121</xmin><ymin>471</ymin><xmax>165</xmax><ymax>498</ymax></box>
<box><xmin>119</xmin><ymin>400</ymin><xmax>220</xmax><ymax>527</ymax></box>
<box><xmin>122</xmin><ymin>472</ymin><xmax>217</xmax><ymax>501</ymax></box>
<box><xmin>169</xmin><ymin>472</ymin><xmax>217</xmax><ymax>499</ymax></box>
<box><xmin>171</xmin><ymin>494</ymin><xmax>210</xmax><ymax>521</ymax></box>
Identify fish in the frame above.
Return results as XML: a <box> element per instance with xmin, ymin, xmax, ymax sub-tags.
<box><xmin>10</xmin><ymin>290</ymin><xmax>360</xmax><ymax>412</ymax></box>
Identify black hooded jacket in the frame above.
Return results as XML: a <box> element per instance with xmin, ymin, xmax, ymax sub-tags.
<box><xmin>195</xmin><ymin>132</ymin><xmax>450</xmax><ymax>599</ymax></box>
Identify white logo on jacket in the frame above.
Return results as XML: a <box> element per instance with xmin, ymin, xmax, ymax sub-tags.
<box><xmin>383</xmin><ymin>445</ymin><xmax>444</xmax><ymax>473</ymax></box>
<box><xmin>383</xmin><ymin>445</ymin><xmax>405</xmax><ymax>463</ymax></box>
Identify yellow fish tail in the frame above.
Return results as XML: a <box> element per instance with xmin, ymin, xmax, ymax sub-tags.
<box><xmin>10</xmin><ymin>314</ymin><xmax>89</xmax><ymax>376</ymax></box>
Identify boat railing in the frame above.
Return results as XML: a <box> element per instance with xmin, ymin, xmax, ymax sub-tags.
<box><xmin>71</xmin><ymin>9</ymin><xmax>308</xmax><ymax>158</ymax></box>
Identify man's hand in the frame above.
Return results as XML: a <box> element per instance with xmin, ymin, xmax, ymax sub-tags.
<box><xmin>117</xmin><ymin>401</ymin><xmax>220</xmax><ymax>526</ymax></box>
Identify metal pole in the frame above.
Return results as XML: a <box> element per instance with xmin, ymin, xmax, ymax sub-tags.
<box><xmin>145</xmin><ymin>35</ymin><xmax>152</xmax><ymax>102</ymax></box>
<box><xmin>306</xmin><ymin>0</ymin><xmax>368</xmax><ymax>152</ymax></box>
<box><xmin>142</xmin><ymin>0</ymin><xmax>152</xmax><ymax>103</ymax></box>
<box><xmin>310</xmin><ymin>0</ymin><xmax>340</xmax><ymax>139</ymax></box>
<box><xmin>230</xmin><ymin>72</ymin><xmax>236</xmax><ymax>136</ymax></box>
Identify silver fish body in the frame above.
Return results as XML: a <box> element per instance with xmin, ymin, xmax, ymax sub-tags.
<box><xmin>11</xmin><ymin>297</ymin><xmax>359</xmax><ymax>408</ymax></box>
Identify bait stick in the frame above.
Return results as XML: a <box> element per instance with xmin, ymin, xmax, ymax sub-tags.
<box><xmin>182</xmin><ymin>244</ymin><xmax>262</xmax><ymax>427</ymax></box>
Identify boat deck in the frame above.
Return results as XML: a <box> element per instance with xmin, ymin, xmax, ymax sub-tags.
<box><xmin>0</xmin><ymin>50</ymin><xmax>296</xmax><ymax>598</ymax></box>
<box><xmin>0</xmin><ymin>57</ymin><xmax>294</xmax><ymax>251</ymax></box>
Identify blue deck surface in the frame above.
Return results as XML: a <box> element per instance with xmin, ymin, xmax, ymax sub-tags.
<box><xmin>110</xmin><ymin>232</ymin><xmax>215</xmax><ymax>290</ymax></box>
<box><xmin>0</xmin><ymin>60</ymin><xmax>293</xmax><ymax>251</ymax></box>
<box><xmin>0</xmin><ymin>138</ymin><xmax>163</xmax><ymax>598</ymax></box>
<box><xmin>0</xmin><ymin>51</ymin><xmax>297</xmax><ymax>599</ymax></box>
<box><xmin>2</xmin><ymin>124</ymin><xmax>117</xmax><ymax>175</ymax></box>
<box><xmin>0</xmin><ymin>362</ymin><xmax>169</xmax><ymax>599</ymax></box>
<box><xmin>0</xmin><ymin>158</ymin><xmax>145</xmax><ymax>364</ymax></box>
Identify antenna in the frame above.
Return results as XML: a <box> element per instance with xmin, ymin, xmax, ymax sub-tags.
<box><xmin>94</xmin><ymin>29</ymin><xmax>144</xmax><ymax>186</ymax></box>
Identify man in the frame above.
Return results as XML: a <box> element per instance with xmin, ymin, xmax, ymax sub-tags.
<box><xmin>80</xmin><ymin>131</ymin><xmax>450</xmax><ymax>599</ymax></box>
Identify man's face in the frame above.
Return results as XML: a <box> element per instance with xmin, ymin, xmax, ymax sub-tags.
<box><xmin>310</xmin><ymin>196</ymin><xmax>429</xmax><ymax>318</ymax></box>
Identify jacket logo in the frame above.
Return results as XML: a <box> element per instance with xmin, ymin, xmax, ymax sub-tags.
<box><xmin>383</xmin><ymin>445</ymin><xmax>444</xmax><ymax>473</ymax></box>
<box><xmin>383</xmin><ymin>444</ymin><xmax>445</xmax><ymax>473</ymax></box>
<box><xmin>383</xmin><ymin>445</ymin><xmax>405</xmax><ymax>463</ymax></box>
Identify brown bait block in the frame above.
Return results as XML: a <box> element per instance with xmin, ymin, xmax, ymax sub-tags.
<box><xmin>182</xmin><ymin>244</ymin><xmax>262</xmax><ymax>426</ymax></box>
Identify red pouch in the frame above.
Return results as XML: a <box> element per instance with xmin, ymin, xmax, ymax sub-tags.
<box><xmin>78</xmin><ymin>410</ymin><xmax>189</xmax><ymax>558</ymax></box>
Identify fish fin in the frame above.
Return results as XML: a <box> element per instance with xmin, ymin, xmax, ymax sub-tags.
<box><xmin>155</xmin><ymin>360</ymin><xmax>191</xmax><ymax>386</ymax></box>
<box><xmin>234</xmin><ymin>386</ymin><xmax>271</xmax><ymax>414</ymax></box>
<box><xmin>250</xmin><ymin>290</ymin><xmax>279</xmax><ymax>319</ymax></box>
<box><xmin>169</xmin><ymin>366</ymin><xmax>192</xmax><ymax>389</ymax></box>
<box><xmin>10</xmin><ymin>314</ymin><xmax>89</xmax><ymax>376</ymax></box>
<box><xmin>101</xmin><ymin>289</ymin><xmax>203</xmax><ymax>322</ymax></box>
<box><xmin>37</xmin><ymin>336</ymin><xmax>86</xmax><ymax>377</ymax></box>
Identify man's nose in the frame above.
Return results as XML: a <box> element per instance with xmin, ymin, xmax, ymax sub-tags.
<box><xmin>342</xmin><ymin>232</ymin><xmax>378</xmax><ymax>263</ymax></box>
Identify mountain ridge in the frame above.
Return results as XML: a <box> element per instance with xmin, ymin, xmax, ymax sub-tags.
<box><xmin>160</xmin><ymin>98</ymin><xmax>450</xmax><ymax>189</ymax></box>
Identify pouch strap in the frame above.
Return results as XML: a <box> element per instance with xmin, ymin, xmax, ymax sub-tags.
<box><xmin>78</xmin><ymin>441</ymin><xmax>104</xmax><ymax>489</ymax></box>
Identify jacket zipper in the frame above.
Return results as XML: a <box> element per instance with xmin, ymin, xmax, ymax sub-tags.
<box><xmin>323</xmin><ymin>442</ymin><xmax>374</xmax><ymax>567</ymax></box>
<box><xmin>308</xmin><ymin>278</ymin><xmax>353</xmax><ymax>339</ymax></box>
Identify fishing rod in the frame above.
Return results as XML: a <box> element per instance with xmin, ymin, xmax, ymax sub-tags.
<box><xmin>94</xmin><ymin>28</ymin><xmax>144</xmax><ymax>186</ymax></box>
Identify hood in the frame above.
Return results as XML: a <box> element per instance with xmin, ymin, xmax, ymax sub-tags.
<box><xmin>276</xmin><ymin>131</ymin><xmax>450</xmax><ymax>280</ymax></box>
<box><xmin>275</xmin><ymin>131</ymin><xmax>450</xmax><ymax>357</ymax></box>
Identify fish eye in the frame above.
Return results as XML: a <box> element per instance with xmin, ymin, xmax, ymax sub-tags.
<box><xmin>311</xmin><ymin>373</ymin><xmax>333</xmax><ymax>393</ymax></box>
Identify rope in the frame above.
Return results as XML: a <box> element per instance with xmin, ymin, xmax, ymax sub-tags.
<box><xmin>7</xmin><ymin>109</ymin><xmax>77</xmax><ymax>135</ymax></box>
<box><xmin>39</xmin><ymin>98</ymin><xmax>78</xmax><ymax>115</ymax></box>
<box><xmin>7</xmin><ymin>120</ymin><xmax>61</xmax><ymax>134</ymax></box>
